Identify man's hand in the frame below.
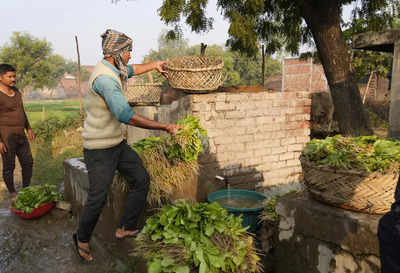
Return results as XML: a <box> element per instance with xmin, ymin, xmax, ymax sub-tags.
<box><xmin>155</xmin><ymin>61</ymin><xmax>168</xmax><ymax>78</ymax></box>
<box><xmin>0</xmin><ymin>142</ymin><xmax>7</xmax><ymax>154</ymax></box>
<box><xmin>165</xmin><ymin>124</ymin><xmax>184</xmax><ymax>137</ymax></box>
<box><xmin>27</xmin><ymin>129</ymin><xmax>35</xmax><ymax>141</ymax></box>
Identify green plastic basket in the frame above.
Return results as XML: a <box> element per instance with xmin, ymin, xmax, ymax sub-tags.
<box><xmin>207</xmin><ymin>189</ymin><xmax>266</xmax><ymax>232</ymax></box>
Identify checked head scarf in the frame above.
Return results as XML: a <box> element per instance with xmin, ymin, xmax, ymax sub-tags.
<box><xmin>101</xmin><ymin>29</ymin><xmax>133</xmax><ymax>92</ymax></box>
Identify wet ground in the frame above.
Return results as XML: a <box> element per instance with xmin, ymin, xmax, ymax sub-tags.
<box><xmin>0</xmin><ymin>182</ymin><xmax>140</xmax><ymax>273</ymax></box>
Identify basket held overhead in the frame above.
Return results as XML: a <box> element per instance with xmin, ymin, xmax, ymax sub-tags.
<box><xmin>300</xmin><ymin>155</ymin><xmax>398</xmax><ymax>215</ymax></box>
<box><xmin>124</xmin><ymin>83</ymin><xmax>163</xmax><ymax>106</ymax></box>
<box><xmin>164</xmin><ymin>56</ymin><xmax>224</xmax><ymax>92</ymax></box>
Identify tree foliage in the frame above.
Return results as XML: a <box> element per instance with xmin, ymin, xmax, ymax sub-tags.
<box><xmin>0</xmin><ymin>32</ymin><xmax>53</xmax><ymax>90</ymax></box>
<box><xmin>0</xmin><ymin>32</ymin><xmax>89</xmax><ymax>91</ymax></box>
<box><xmin>342</xmin><ymin>0</ymin><xmax>399</xmax><ymax>80</ymax></box>
<box><xmin>143</xmin><ymin>31</ymin><xmax>281</xmax><ymax>86</ymax></box>
<box><xmin>157</xmin><ymin>0</ymin><xmax>398</xmax><ymax>136</ymax></box>
<box><xmin>64</xmin><ymin>60</ymin><xmax>90</xmax><ymax>82</ymax></box>
<box><xmin>159</xmin><ymin>0</ymin><xmax>397</xmax><ymax>57</ymax></box>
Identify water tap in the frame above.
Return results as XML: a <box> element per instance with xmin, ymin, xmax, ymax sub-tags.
<box><xmin>215</xmin><ymin>175</ymin><xmax>229</xmax><ymax>188</ymax></box>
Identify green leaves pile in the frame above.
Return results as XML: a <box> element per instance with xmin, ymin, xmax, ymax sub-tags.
<box><xmin>302</xmin><ymin>135</ymin><xmax>400</xmax><ymax>173</ymax></box>
<box><xmin>167</xmin><ymin>115</ymin><xmax>207</xmax><ymax>162</ymax></box>
<box><xmin>12</xmin><ymin>184</ymin><xmax>62</xmax><ymax>213</ymax></box>
<box><xmin>134</xmin><ymin>201</ymin><xmax>262</xmax><ymax>273</ymax></box>
<box><xmin>132</xmin><ymin>115</ymin><xmax>207</xmax><ymax>163</ymax></box>
<box><xmin>127</xmin><ymin>115</ymin><xmax>206</xmax><ymax>205</ymax></box>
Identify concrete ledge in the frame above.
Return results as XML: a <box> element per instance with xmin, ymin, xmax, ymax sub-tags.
<box><xmin>63</xmin><ymin>157</ymin><xmax>199</xmax><ymax>241</ymax></box>
<box><xmin>353</xmin><ymin>29</ymin><xmax>400</xmax><ymax>52</ymax></box>
<box><xmin>274</xmin><ymin>192</ymin><xmax>381</xmax><ymax>273</ymax></box>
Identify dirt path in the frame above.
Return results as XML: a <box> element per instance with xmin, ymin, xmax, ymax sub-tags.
<box><xmin>0</xmin><ymin>183</ymin><xmax>140</xmax><ymax>273</ymax></box>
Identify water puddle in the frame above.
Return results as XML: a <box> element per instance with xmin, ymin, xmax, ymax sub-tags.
<box><xmin>0</xmin><ymin>208</ymin><xmax>11</xmax><ymax>217</ymax></box>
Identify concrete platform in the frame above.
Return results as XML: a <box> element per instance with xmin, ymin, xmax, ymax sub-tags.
<box><xmin>63</xmin><ymin>157</ymin><xmax>199</xmax><ymax>242</ymax></box>
<box><xmin>274</xmin><ymin>192</ymin><xmax>382</xmax><ymax>273</ymax></box>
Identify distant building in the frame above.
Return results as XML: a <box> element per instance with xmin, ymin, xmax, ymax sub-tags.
<box><xmin>24</xmin><ymin>72</ymin><xmax>89</xmax><ymax>100</ymax></box>
<box><xmin>282</xmin><ymin>57</ymin><xmax>328</xmax><ymax>93</ymax></box>
<box><xmin>59</xmin><ymin>75</ymin><xmax>88</xmax><ymax>98</ymax></box>
<box><xmin>265</xmin><ymin>75</ymin><xmax>282</xmax><ymax>91</ymax></box>
<box><xmin>82</xmin><ymin>65</ymin><xmax>95</xmax><ymax>74</ymax></box>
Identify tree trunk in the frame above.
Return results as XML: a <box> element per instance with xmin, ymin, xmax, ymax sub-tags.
<box><xmin>300</xmin><ymin>0</ymin><xmax>373</xmax><ymax>136</ymax></box>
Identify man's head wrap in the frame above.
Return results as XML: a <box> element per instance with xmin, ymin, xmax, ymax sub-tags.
<box><xmin>101</xmin><ymin>29</ymin><xmax>133</xmax><ymax>91</ymax></box>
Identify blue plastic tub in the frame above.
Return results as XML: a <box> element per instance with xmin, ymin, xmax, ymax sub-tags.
<box><xmin>207</xmin><ymin>189</ymin><xmax>266</xmax><ymax>232</ymax></box>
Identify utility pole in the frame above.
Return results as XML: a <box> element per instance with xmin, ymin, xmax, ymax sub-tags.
<box><xmin>262</xmin><ymin>44</ymin><xmax>265</xmax><ymax>87</ymax></box>
<box><xmin>75</xmin><ymin>36</ymin><xmax>83</xmax><ymax>120</ymax></box>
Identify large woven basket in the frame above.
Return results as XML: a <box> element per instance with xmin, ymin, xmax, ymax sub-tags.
<box><xmin>125</xmin><ymin>83</ymin><xmax>163</xmax><ymax>106</ymax></box>
<box><xmin>164</xmin><ymin>56</ymin><xmax>224</xmax><ymax>92</ymax></box>
<box><xmin>300</xmin><ymin>155</ymin><xmax>398</xmax><ymax>214</ymax></box>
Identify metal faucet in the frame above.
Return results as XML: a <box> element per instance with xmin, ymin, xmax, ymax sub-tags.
<box><xmin>215</xmin><ymin>175</ymin><xmax>229</xmax><ymax>188</ymax></box>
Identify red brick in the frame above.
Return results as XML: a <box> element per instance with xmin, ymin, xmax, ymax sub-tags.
<box><xmin>283</xmin><ymin>92</ymin><xmax>297</xmax><ymax>99</ymax></box>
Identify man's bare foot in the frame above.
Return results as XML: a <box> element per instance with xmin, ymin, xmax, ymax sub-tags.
<box><xmin>115</xmin><ymin>227</ymin><xmax>140</xmax><ymax>239</ymax></box>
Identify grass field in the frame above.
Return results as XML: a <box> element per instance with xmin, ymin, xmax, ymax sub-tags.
<box><xmin>24</xmin><ymin>100</ymin><xmax>83</xmax><ymax>126</ymax></box>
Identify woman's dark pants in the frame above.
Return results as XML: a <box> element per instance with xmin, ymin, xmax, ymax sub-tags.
<box><xmin>1</xmin><ymin>134</ymin><xmax>33</xmax><ymax>193</ymax></box>
<box><xmin>77</xmin><ymin>140</ymin><xmax>150</xmax><ymax>243</ymax></box>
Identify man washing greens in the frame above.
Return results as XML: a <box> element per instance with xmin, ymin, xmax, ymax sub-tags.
<box><xmin>73</xmin><ymin>29</ymin><xmax>182</xmax><ymax>262</ymax></box>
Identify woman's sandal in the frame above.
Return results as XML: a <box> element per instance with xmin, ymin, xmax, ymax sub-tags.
<box><xmin>72</xmin><ymin>233</ymin><xmax>93</xmax><ymax>263</ymax></box>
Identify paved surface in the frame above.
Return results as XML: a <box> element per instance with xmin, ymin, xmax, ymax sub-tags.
<box><xmin>0</xmin><ymin>179</ymin><xmax>139</xmax><ymax>273</ymax></box>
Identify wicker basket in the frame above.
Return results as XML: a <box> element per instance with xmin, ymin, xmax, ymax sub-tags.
<box><xmin>300</xmin><ymin>155</ymin><xmax>398</xmax><ymax>214</ymax></box>
<box><xmin>124</xmin><ymin>83</ymin><xmax>163</xmax><ymax>106</ymax></box>
<box><xmin>164</xmin><ymin>56</ymin><xmax>224</xmax><ymax>92</ymax></box>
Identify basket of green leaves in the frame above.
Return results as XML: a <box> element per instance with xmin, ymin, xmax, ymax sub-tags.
<box><xmin>133</xmin><ymin>200</ymin><xmax>263</xmax><ymax>273</ymax></box>
<box><xmin>301</xmin><ymin>135</ymin><xmax>400</xmax><ymax>214</ymax></box>
<box><xmin>10</xmin><ymin>184</ymin><xmax>62</xmax><ymax>219</ymax></box>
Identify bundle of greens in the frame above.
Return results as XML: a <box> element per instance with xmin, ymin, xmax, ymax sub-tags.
<box><xmin>12</xmin><ymin>184</ymin><xmax>62</xmax><ymax>213</ymax></box>
<box><xmin>133</xmin><ymin>200</ymin><xmax>262</xmax><ymax>273</ymax></box>
<box><xmin>124</xmin><ymin>115</ymin><xmax>206</xmax><ymax>205</ymax></box>
<box><xmin>302</xmin><ymin>135</ymin><xmax>400</xmax><ymax>173</ymax></box>
<box><xmin>132</xmin><ymin>115</ymin><xmax>207</xmax><ymax>163</ymax></box>
<box><xmin>166</xmin><ymin>115</ymin><xmax>207</xmax><ymax>162</ymax></box>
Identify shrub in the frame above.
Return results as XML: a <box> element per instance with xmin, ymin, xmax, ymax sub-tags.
<box><xmin>31</xmin><ymin>129</ymin><xmax>83</xmax><ymax>186</ymax></box>
<box><xmin>33</xmin><ymin>116</ymin><xmax>81</xmax><ymax>139</ymax></box>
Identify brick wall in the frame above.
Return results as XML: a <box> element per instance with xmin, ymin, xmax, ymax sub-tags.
<box><xmin>189</xmin><ymin>90</ymin><xmax>311</xmax><ymax>194</ymax></box>
<box><xmin>127</xmin><ymin>89</ymin><xmax>311</xmax><ymax>196</ymax></box>
<box><xmin>282</xmin><ymin>58</ymin><xmax>328</xmax><ymax>93</ymax></box>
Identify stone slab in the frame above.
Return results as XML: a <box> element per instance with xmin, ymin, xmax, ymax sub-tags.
<box><xmin>353</xmin><ymin>29</ymin><xmax>400</xmax><ymax>52</ymax></box>
<box><xmin>274</xmin><ymin>192</ymin><xmax>381</xmax><ymax>273</ymax></box>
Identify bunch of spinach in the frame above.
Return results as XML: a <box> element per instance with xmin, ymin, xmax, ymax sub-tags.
<box><xmin>12</xmin><ymin>184</ymin><xmax>62</xmax><ymax>213</ymax></box>
<box><xmin>132</xmin><ymin>136</ymin><xmax>165</xmax><ymax>154</ymax></box>
<box><xmin>135</xmin><ymin>201</ymin><xmax>262</xmax><ymax>273</ymax></box>
<box><xmin>166</xmin><ymin>115</ymin><xmax>207</xmax><ymax>162</ymax></box>
<box><xmin>303</xmin><ymin>135</ymin><xmax>400</xmax><ymax>173</ymax></box>
<box><xmin>132</xmin><ymin>115</ymin><xmax>207</xmax><ymax>163</ymax></box>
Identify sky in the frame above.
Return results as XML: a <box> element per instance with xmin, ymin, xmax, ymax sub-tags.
<box><xmin>0</xmin><ymin>0</ymin><xmax>230</xmax><ymax>65</ymax></box>
<box><xmin>1</xmin><ymin>1</ymin><xmax>353</xmax><ymax>66</ymax></box>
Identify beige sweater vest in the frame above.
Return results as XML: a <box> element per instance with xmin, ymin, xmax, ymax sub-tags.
<box><xmin>82</xmin><ymin>61</ymin><xmax>124</xmax><ymax>149</ymax></box>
